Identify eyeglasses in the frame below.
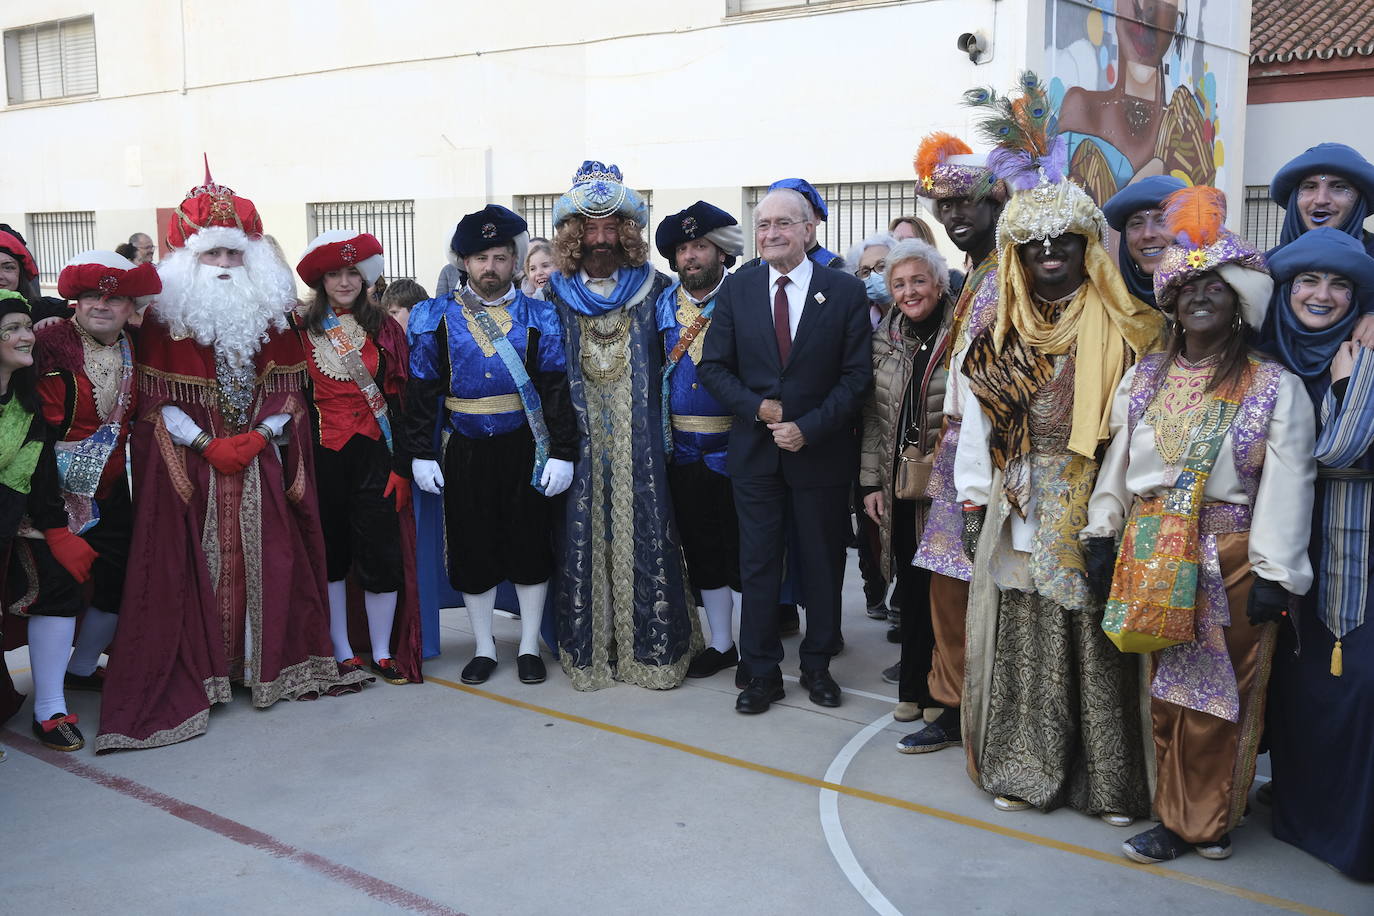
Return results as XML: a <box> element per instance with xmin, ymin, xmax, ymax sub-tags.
<box><xmin>754</xmin><ymin>218</ymin><xmax>804</xmax><ymax>232</ymax></box>
<box><xmin>857</xmin><ymin>261</ymin><xmax>887</xmax><ymax>279</ymax></box>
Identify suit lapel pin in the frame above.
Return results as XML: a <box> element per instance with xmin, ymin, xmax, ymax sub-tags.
<box><xmin>814</xmin><ymin>292</ymin><xmax>826</xmax><ymax>304</ymax></box>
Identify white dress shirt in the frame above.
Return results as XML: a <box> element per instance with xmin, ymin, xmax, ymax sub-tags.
<box><xmin>580</xmin><ymin>268</ymin><xmax>620</xmax><ymax>298</ymax></box>
<box><xmin>767</xmin><ymin>257</ymin><xmax>813</xmax><ymax>341</ymax></box>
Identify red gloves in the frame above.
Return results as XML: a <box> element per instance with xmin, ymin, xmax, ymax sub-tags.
<box><xmin>202</xmin><ymin>432</ymin><xmax>271</xmax><ymax>475</ymax></box>
<box><xmin>44</xmin><ymin>527</ymin><xmax>97</xmax><ymax>583</ymax></box>
<box><xmin>383</xmin><ymin>472</ymin><xmax>411</xmax><ymax>512</ymax></box>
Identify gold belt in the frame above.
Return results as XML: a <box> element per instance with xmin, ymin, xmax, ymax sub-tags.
<box><xmin>671</xmin><ymin>414</ymin><xmax>732</xmax><ymax>434</ymax></box>
<box><xmin>445</xmin><ymin>393</ymin><xmax>523</xmax><ymax>415</ymax></box>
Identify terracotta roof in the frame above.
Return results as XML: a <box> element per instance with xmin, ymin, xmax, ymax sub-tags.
<box><xmin>1251</xmin><ymin>0</ymin><xmax>1374</xmax><ymax>63</ymax></box>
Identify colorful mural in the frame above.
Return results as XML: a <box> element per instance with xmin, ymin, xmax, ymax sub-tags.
<box><xmin>1048</xmin><ymin>0</ymin><xmax>1234</xmax><ymax>206</ymax></box>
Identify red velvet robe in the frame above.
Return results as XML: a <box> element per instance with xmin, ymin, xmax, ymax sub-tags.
<box><xmin>95</xmin><ymin>313</ymin><xmax>364</xmax><ymax>752</ymax></box>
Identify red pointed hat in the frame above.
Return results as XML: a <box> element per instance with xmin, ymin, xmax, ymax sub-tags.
<box><xmin>57</xmin><ymin>250</ymin><xmax>162</xmax><ymax>300</ymax></box>
<box><xmin>296</xmin><ymin>231</ymin><xmax>385</xmax><ymax>286</ymax></box>
<box><xmin>165</xmin><ymin>155</ymin><xmax>264</xmax><ymax>250</ymax></box>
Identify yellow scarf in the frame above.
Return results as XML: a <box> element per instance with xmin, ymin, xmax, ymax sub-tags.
<box><xmin>993</xmin><ymin>242</ymin><xmax>1164</xmax><ymax>458</ymax></box>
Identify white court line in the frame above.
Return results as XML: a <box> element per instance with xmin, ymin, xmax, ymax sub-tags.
<box><xmin>819</xmin><ymin>713</ymin><xmax>905</xmax><ymax>916</ymax></box>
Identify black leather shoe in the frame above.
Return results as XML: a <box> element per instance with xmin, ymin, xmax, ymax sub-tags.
<box><xmin>735</xmin><ymin>676</ymin><xmax>785</xmax><ymax>714</ymax></box>
<box><xmin>460</xmin><ymin>655</ymin><xmax>498</xmax><ymax>685</ymax></box>
<box><xmin>369</xmin><ymin>658</ymin><xmax>409</xmax><ymax>685</ymax></box>
<box><xmin>64</xmin><ymin>667</ymin><xmax>106</xmax><ymax>692</ymax></box>
<box><xmin>778</xmin><ymin>604</ymin><xmax>800</xmax><ymax>636</ymax></box>
<box><xmin>735</xmin><ymin>665</ymin><xmax>750</xmax><ymax>689</ymax></box>
<box><xmin>799</xmin><ymin>669</ymin><xmax>841</xmax><ymax>707</ymax></box>
<box><xmin>687</xmin><ymin>645</ymin><xmax>739</xmax><ymax>678</ymax></box>
<box><xmin>517</xmin><ymin>653</ymin><xmax>546</xmax><ymax>684</ymax></box>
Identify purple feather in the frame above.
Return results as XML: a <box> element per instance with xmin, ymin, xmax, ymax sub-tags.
<box><xmin>986</xmin><ymin>147</ymin><xmax>1040</xmax><ymax>192</ymax></box>
<box><xmin>1041</xmin><ymin>136</ymin><xmax>1068</xmax><ymax>184</ymax></box>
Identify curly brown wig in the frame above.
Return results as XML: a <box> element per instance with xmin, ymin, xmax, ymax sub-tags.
<box><xmin>552</xmin><ymin>215</ymin><xmax>650</xmax><ymax>276</ymax></box>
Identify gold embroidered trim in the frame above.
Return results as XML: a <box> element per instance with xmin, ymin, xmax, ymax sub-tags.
<box><xmin>670</xmin><ymin>414</ymin><xmax>732</xmax><ymax>434</ymax></box>
<box><xmin>153</xmin><ymin>412</ymin><xmax>194</xmax><ymax>504</ymax></box>
<box><xmin>4</xmin><ymin>540</ymin><xmax>41</xmax><ymax>615</ymax></box>
<box><xmin>462</xmin><ymin>304</ymin><xmax>514</xmax><ymax>359</ymax></box>
<box><xmin>77</xmin><ymin>324</ymin><xmax>123</xmax><ymax>420</ymax></box>
<box><xmin>307</xmin><ymin>313</ymin><xmax>367</xmax><ymax>382</ymax></box>
<box><xmin>579</xmin><ymin>310</ymin><xmax>632</xmax><ymax>383</ymax></box>
<box><xmin>445</xmin><ymin>393</ymin><xmax>523</xmax><ymax>415</ymax></box>
<box><xmin>674</xmin><ymin>288</ymin><xmax>711</xmax><ymax>367</ymax></box>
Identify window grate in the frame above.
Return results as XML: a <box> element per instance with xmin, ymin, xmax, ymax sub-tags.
<box><xmin>515</xmin><ymin>191</ymin><xmax>654</xmax><ymax>243</ymax></box>
<box><xmin>1242</xmin><ymin>185</ymin><xmax>1285</xmax><ymax>253</ymax></box>
<box><xmin>308</xmin><ymin>200</ymin><xmax>416</xmax><ymax>281</ymax></box>
<box><xmin>743</xmin><ymin>181</ymin><xmax>919</xmax><ymax>264</ymax></box>
<box><xmin>26</xmin><ymin>211</ymin><xmax>95</xmax><ymax>285</ymax></box>
<box><xmin>4</xmin><ymin>16</ymin><xmax>97</xmax><ymax>105</ymax></box>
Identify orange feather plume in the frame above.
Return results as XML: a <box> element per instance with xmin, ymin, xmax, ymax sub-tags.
<box><xmin>914</xmin><ymin>132</ymin><xmax>974</xmax><ymax>179</ymax></box>
<box><xmin>1162</xmin><ymin>185</ymin><xmax>1227</xmax><ymax>248</ymax></box>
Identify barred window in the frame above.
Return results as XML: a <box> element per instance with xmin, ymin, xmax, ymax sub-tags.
<box><xmin>515</xmin><ymin>191</ymin><xmax>654</xmax><ymax>243</ymax></box>
<box><xmin>308</xmin><ymin>200</ymin><xmax>416</xmax><ymax>281</ymax></box>
<box><xmin>726</xmin><ymin>1</ymin><xmax>864</xmax><ymax>15</ymax></box>
<box><xmin>1242</xmin><ymin>185</ymin><xmax>1285</xmax><ymax>253</ymax></box>
<box><xmin>26</xmin><ymin>211</ymin><xmax>95</xmax><ymax>285</ymax></box>
<box><xmin>743</xmin><ymin>181</ymin><xmax>919</xmax><ymax>264</ymax></box>
<box><xmin>4</xmin><ymin>16</ymin><xmax>97</xmax><ymax>105</ymax></box>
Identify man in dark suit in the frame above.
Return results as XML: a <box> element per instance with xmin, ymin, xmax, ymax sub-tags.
<box><xmin>698</xmin><ymin>188</ymin><xmax>874</xmax><ymax>714</ymax></box>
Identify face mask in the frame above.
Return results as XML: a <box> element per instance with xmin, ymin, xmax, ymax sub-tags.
<box><xmin>864</xmin><ymin>270</ymin><xmax>892</xmax><ymax>305</ymax></box>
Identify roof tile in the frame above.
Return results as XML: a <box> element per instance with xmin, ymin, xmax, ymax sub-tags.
<box><xmin>1251</xmin><ymin>0</ymin><xmax>1374</xmax><ymax>63</ymax></box>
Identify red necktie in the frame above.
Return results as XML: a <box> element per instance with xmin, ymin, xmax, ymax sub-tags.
<box><xmin>773</xmin><ymin>276</ymin><xmax>791</xmax><ymax>364</ymax></box>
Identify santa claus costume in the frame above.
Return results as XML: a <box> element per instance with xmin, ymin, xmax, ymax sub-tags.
<box><xmin>96</xmin><ymin>168</ymin><xmax>367</xmax><ymax>752</ymax></box>
<box><xmin>293</xmin><ymin>230</ymin><xmax>422</xmax><ymax>685</ymax></box>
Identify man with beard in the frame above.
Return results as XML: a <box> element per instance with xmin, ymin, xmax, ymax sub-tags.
<box><xmin>96</xmin><ymin>168</ymin><xmax>365</xmax><ymax>752</ymax></box>
<box><xmin>405</xmin><ymin>205</ymin><xmax>576</xmax><ymax>686</ymax></box>
<box><xmin>543</xmin><ymin>160</ymin><xmax>701</xmax><ymax>690</ymax></box>
<box><xmin>901</xmin><ymin>131</ymin><xmax>1008</xmax><ymax>753</ymax></box>
<box><xmin>653</xmin><ymin>202</ymin><xmax>746</xmax><ymax>680</ymax></box>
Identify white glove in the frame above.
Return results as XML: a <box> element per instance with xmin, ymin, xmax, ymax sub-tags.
<box><xmin>539</xmin><ymin>458</ymin><xmax>573</xmax><ymax>497</ymax></box>
<box><xmin>161</xmin><ymin>405</ymin><xmax>207</xmax><ymax>448</ymax></box>
<box><xmin>412</xmin><ymin>458</ymin><xmax>445</xmax><ymax>495</ymax></box>
<box><xmin>258</xmin><ymin>413</ymin><xmax>291</xmax><ymax>437</ymax></box>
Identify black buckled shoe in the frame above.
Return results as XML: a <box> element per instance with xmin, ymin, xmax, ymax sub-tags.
<box><xmin>799</xmin><ymin>669</ymin><xmax>841</xmax><ymax>707</ymax></box>
<box><xmin>688</xmin><ymin>646</ymin><xmax>739</xmax><ymax>679</ymax></box>
<box><xmin>735</xmin><ymin>676</ymin><xmax>785</xmax><ymax>714</ymax></box>
<box><xmin>33</xmin><ymin>713</ymin><xmax>84</xmax><ymax>752</ymax></box>
<box><xmin>460</xmin><ymin>655</ymin><xmax>498</xmax><ymax>685</ymax></box>
<box><xmin>65</xmin><ymin>666</ymin><xmax>106</xmax><ymax>692</ymax></box>
<box><xmin>1122</xmin><ymin>824</ymin><xmax>1191</xmax><ymax>864</ymax></box>
<box><xmin>369</xmin><ymin>658</ymin><xmax>409</xmax><ymax>685</ymax></box>
<box><xmin>517</xmin><ymin>654</ymin><xmax>546</xmax><ymax>684</ymax></box>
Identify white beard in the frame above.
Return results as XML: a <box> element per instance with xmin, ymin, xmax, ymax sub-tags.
<box><xmin>153</xmin><ymin>237</ymin><xmax>296</xmax><ymax>371</ymax></box>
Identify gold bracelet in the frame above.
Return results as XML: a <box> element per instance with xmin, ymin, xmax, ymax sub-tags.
<box><xmin>191</xmin><ymin>431</ymin><xmax>212</xmax><ymax>453</ymax></box>
<box><xmin>253</xmin><ymin>424</ymin><xmax>273</xmax><ymax>442</ymax></box>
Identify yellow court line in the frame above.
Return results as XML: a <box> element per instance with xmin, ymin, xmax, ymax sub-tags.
<box><xmin>427</xmin><ymin>675</ymin><xmax>1339</xmax><ymax>916</ymax></box>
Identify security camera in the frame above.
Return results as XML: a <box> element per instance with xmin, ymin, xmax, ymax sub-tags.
<box><xmin>957</xmin><ymin>31</ymin><xmax>989</xmax><ymax>63</ymax></box>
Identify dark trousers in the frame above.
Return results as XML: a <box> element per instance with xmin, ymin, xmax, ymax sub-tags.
<box><xmin>315</xmin><ymin>434</ymin><xmax>403</xmax><ymax>592</ymax></box>
<box><xmin>734</xmin><ymin>474</ymin><xmax>849</xmax><ymax>678</ymax></box>
<box><xmin>891</xmin><ymin>499</ymin><xmax>935</xmax><ymax>705</ymax></box>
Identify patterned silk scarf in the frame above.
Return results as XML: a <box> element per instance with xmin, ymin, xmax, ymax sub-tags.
<box><xmin>459</xmin><ymin>289</ymin><xmax>551</xmax><ymax>490</ymax></box>
<box><xmin>54</xmin><ymin>333</ymin><xmax>135</xmax><ymax>533</ymax></box>
<box><xmin>1101</xmin><ymin>361</ymin><xmax>1252</xmax><ymax>655</ymax></box>
<box><xmin>319</xmin><ymin>304</ymin><xmax>392</xmax><ymax>453</ymax></box>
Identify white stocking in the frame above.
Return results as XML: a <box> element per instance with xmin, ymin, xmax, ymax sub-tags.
<box><xmin>513</xmin><ymin>581</ymin><xmax>547</xmax><ymax>657</ymax></box>
<box><xmin>67</xmin><ymin>607</ymin><xmax>119</xmax><ymax>676</ymax></box>
<box><xmin>327</xmin><ymin>579</ymin><xmax>354</xmax><ymax>662</ymax></box>
<box><xmin>701</xmin><ymin>587</ymin><xmax>736</xmax><ymax>653</ymax></box>
<box><xmin>461</xmin><ymin>588</ymin><xmax>497</xmax><ymax>660</ymax></box>
<box><xmin>363</xmin><ymin>590</ymin><xmax>397</xmax><ymax>662</ymax></box>
<box><xmin>27</xmin><ymin>615</ymin><xmax>76</xmax><ymax>721</ymax></box>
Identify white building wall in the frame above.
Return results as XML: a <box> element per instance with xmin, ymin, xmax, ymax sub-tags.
<box><xmin>0</xmin><ymin>0</ymin><xmax>1035</xmax><ymax>290</ymax></box>
<box><xmin>1244</xmin><ymin>98</ymin><xmax>1374</xmax><ymax>187</ymax></box>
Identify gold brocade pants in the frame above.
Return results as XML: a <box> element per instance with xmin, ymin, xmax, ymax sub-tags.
<box><xmin>928</xmin><ymin>572</ymin><xmax>967</xmax><ymax>708</ymax></box>
<box><xmin>1150</xmin><ymin>530</ymin><xmax>1277</xmax><ymax>845</ymax></box>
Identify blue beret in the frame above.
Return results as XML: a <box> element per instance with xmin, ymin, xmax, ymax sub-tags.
<box><xmin>451</xmin><ymin>205</ymin><xmax>528</xmax><ymax>257</ymax></box>
<box><xmin>768</xmin><ymin>178</ymin><xmax>828</xmax><ymax>220</ymax></box>
<box><xmin>1270</xmin><ymin>143</ymin><xmax>1374</xmax><ymax>207</ymax></box>
<box><xmin>1268</xmin><ymin>226</ymin><xmax>1374</xmax><ymax>290</ymax></box>
<box><xmin>1101</xmin><ymin>175</ymin><xmax>1187</xmax><ymax>232</ymax></box>
<box><xmin>654</xmin><ymin>201</ymin><xmax>741</xmax><ymax>268</ymax></box>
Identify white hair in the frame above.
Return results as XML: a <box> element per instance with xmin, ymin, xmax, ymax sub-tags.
<box><xmin>755</xmin><ymin>188</ymin><xmax>813</xmax><ymax>225</ymax></box>
<box><xmin>845</xmin><ymin>232</ymin><xmax>898</xmax><ymax>275</ymax></box>
<box><xmin>153</xmin><ymin>229</ymin><xmax>297</xmax><ymax>371</ymax></box>
<box><xmin>887</xmin><ymin>238</ymin><xmax>951</xmax><ymax>296</ymax></box>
